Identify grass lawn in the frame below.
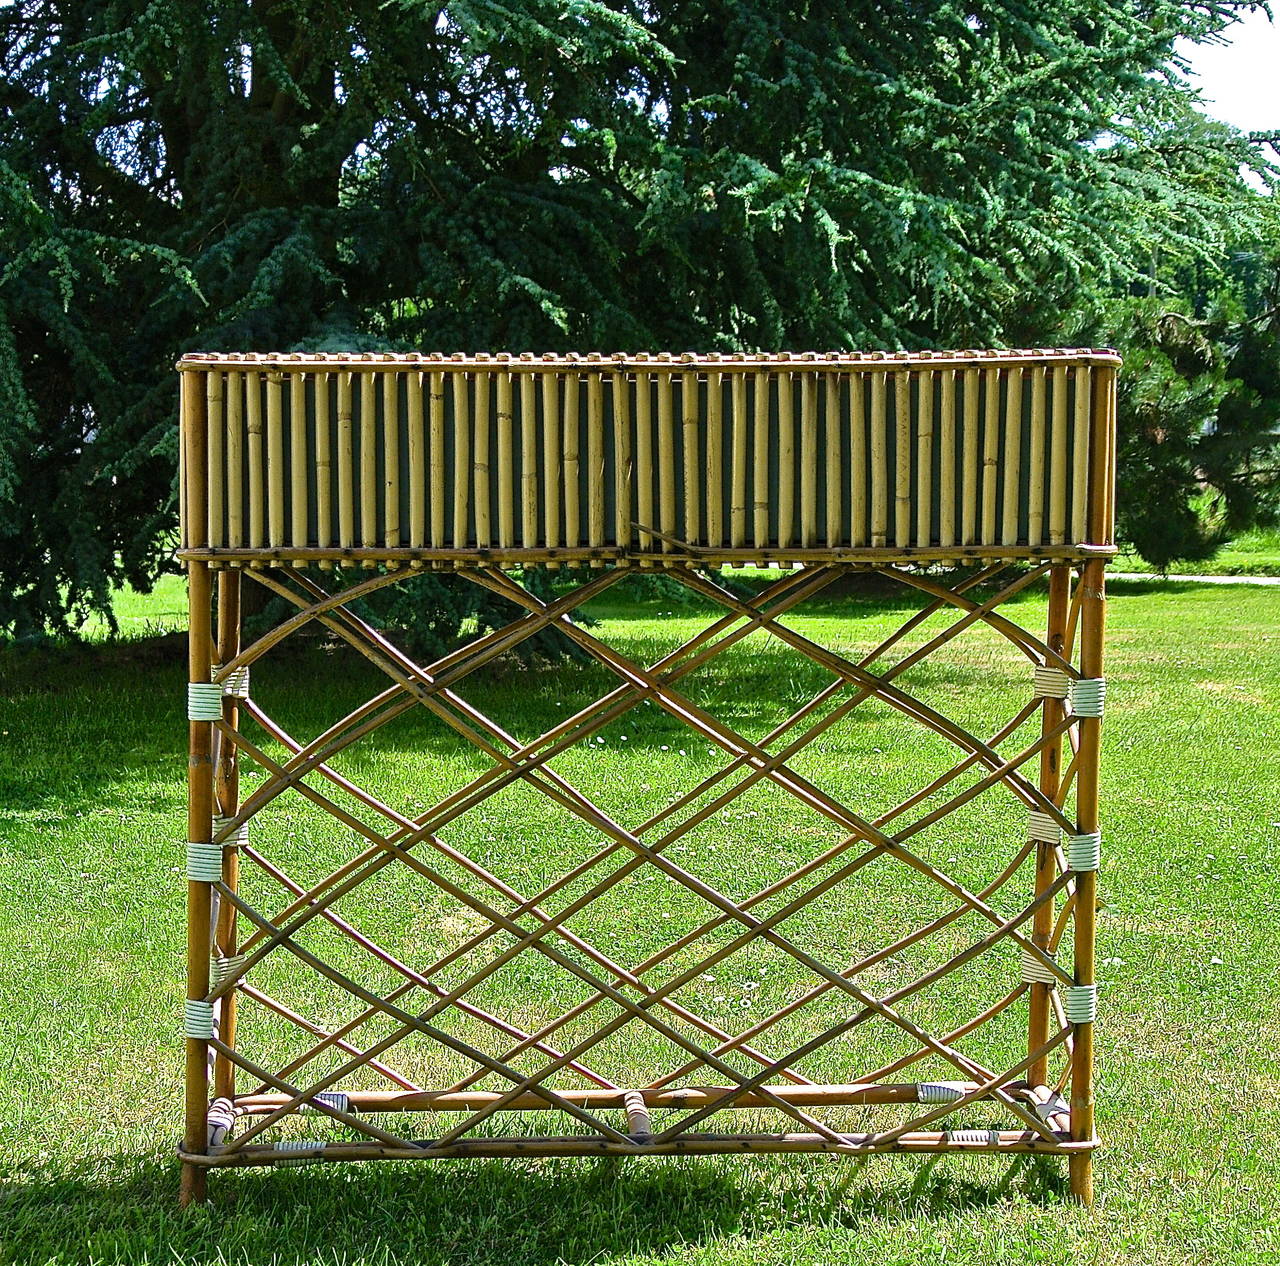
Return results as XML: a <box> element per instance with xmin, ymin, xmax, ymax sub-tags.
<box><xmin>1113</xmin><ymin>526</ymin><xmax>1280</xmax><ymax>577</ymax></box>
<box><xmin>1</xmin><ymin>570</ymin><xmax>1277</xmax><ymax>1266</ymax></box>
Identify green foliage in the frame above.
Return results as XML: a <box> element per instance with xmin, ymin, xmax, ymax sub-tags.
<box><xmin>1</xmin><ymin>0</ymin><xmax>1277</xmax><ymax>631</ymax></box>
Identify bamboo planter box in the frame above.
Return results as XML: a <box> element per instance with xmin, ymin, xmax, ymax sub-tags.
<box><xmin>176</xmin><ymin>348</ymin><xmax>1115</xmax><ymax>1206</ymax></box>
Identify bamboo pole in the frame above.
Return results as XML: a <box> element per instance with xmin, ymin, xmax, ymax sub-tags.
<box><xmin>542</xmin><ymin>371</ymin><xmax>561</xmax><ymax>566</ymax></box>
<box><xmin>850</xmin><ymin>374</ymin><xmax>867</xmax><ymax>547</ymax></box>
<box><xmin>682</xmin><ymin>370</ymin><xmax>701</xmax><ymax>546</ymax></box>
<box><xmin>453</xmin><ymin>371</ymin><xmax>471</xmax><ymax>552</ymax></box>
<box><xmin>497</xmin><ymin>372</ymin><xmax>514</xmax><ymax>549</ymax></box>
<box><xmin>383</xmin><ymin>372</ymin><xmax>402</xmax><ymax>551</ymax></box>
<box><xmin>563</xmin><ymin>371</ymin><xmax>580</xmax><ymax>554</ymax></box>
<box><xmin>801</xmin><ymin>371</ymin><xmax>818</xmax><ymax>548</ymax></box>
<box><xmin>408</xmin><ymin>372</ymin><xmax>426</xmax><ymax>549</ymax></box>
<box><xmin>657</xmin><ymin>371</ymin><xmax>676</xmax><ymax>555</ymax></box>
<box><xmin>225</xmin><ymin>372</ymin><xmax>244</xmax><ymax>550</ymax></box>
<box><xmin>1029</xmin><ymin>566</ymin><xmax>1069</xmax><ymax>1085</ymax></box>
<box><xmin>870</xmin><ymin>371</ymin><xmax>888</xmax><ymax>548</ymax></box>
<box><xmin>588</xmin><ymin>372</ymin><xmax>605</xmax><ymax>550</ymax></box>
<box><xmin>777</xmin><ymin>370</ymin><xmax>795</xmax><ymax>549</ymax></box>
<box><xmin>206</xmin><ymin>373</ymin><xmax>224</xmax><ymax>550</ymax></box>
<box><xmin>213</xmin><ymin>569</ymin><xmax>241</xmax><ymax>1102</ymax></box>
<box><xmin>636</xmin><ymin>373</ymin><xmax>654</xmax><ymax>560</ymax></box>
<box><xmin>824</xmin><ymin>372</ymin><xmax>842</xmax><ymax>546</ymax></box>
<box><xmin>1028</xmin><ymin>367</ymin><xmax>1047</xmax><ymax>547</ymax></box>
<box><xmin>290</xmin><ymin>373</ymin><xmax>308</xmax><ymax>563</ymax></box>
<box><xmin>730</xmin><ymin>374</ymin><xmax>747</xmax><ymax>548</ymax></box>
<box><xmin>939</xmin><ymin>371</ymin><xmax>956</xmax><ymax>550</ymax></box>
<box><xmin>337</xmin><ymin>372</ymin><xmax>355</xmax><ymax>550</ymax></box>
<box><xmin>360</xmin><ymin>371</ymin><xmax>377</xmax><ymax>560</ymax></box>
<box><xmin>961</xmin><ymin>366</ymin><xmax>979</xmax><ymax>545</ymax></box>
<box><xmin>181</xmin><ymin>369</ymin><xmax>213</xmax><ymax>1207</ymax></box>
<box><xmin>267</xmin><ymin>372</ymin><xmax>285</xmax><ymax>549</ymax></box>
<box><xmin>430</xmin><ymin>372</ymin><xmax>446</xmax><ymax>548</ymax></box>
<box><xmin>315</xmin><ymin>373</ymin><xmax>333</xmax><ymax>558</ymax></box>
<box><xmin>1072</xmin><ymin>367</ymin><xmax>1092</xmax><ymax>544</ymax></box>
<box><xmin>1001</xmin><ymin>368</ymin><xmax>1023</xmax><ymax>547</ymax></box>
<box><xmin>894</xmin><ymin>370</ymin><xmax>911</xmax><ymax>549</ymax></box>
<box><xmin>521</xmin><ymin>373</ymin><xmax>538</xmax><ymax>549</ymax></box>
<box><xmin>1050</xmin><ymin>365</ymin><xmax>1069</xmax><ymax>546</ymax></box>
<box><xmin>474</xmin><ymin>370</ymin><xmax>491</xmax><ymax>549</ymax></box>
<box><xmin>611</xmin><ymin>371</ymin><xmax>632</xmax><ymax>550</ymax></box>
<box><xmin>915</xmin><ymin>370</ymin><xmax>934</xmax><ymax>548</ymax></box>
<box><xmin>246</xmin><ymin>372</ymin><xmax>265</xmax><ymax>550</ymax></box>
<box><xmin>706</xmin><ymin>370</ymin><xmax>723</xmax><ymax>547</ymax></box>
<box><xmin>752</xmin><ymin>370</ymin><xmax>770</xmax><ymax>553</ymax></box>
<box><xmin>981</xmin><ymin>367</ymin><xmax>1000</xmax><ymax>546</ymax></box>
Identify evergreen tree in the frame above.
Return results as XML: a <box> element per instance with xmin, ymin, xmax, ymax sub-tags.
<box><xmin>0</xmin><ymin>0</ymin><xmax>1274</xmax><ymax>634</ymax></box>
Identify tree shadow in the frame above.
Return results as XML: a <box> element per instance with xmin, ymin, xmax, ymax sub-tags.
<box><xmin>1</xmin><ymin>1151</ymin><xmax>1070</xmax><ymax>1266</ymax></box>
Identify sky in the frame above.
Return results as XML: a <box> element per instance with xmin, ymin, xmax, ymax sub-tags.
<box><xmin>1178</xmin><ymin>7</ymin><xmax>1280</xmax><ymax>134</ymax></box>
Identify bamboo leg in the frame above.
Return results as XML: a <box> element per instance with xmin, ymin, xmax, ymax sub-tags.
<box><xmin>213</xmin><ymin>570</ymin><xmax>241</xmax><ymax>1103</ymax></box>
<box><xmin>1070</xmin><ymin>557</ymin><xmax>1105</xmax><ymax>1205</ymax></box>
<box><xmin>1028</xmin><ymin>566</ymin><xmax>1069</xmax><ymax>1085</ymax></box>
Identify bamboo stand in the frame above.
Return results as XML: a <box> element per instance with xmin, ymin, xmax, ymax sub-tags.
<box><xmin>176</xmin><ymin>350</ymin><xmax>1115</xmax><ymax>1206</ymax></box>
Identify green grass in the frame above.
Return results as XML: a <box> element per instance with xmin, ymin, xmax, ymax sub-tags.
<box><xmin>1</xmin><ymin>574</ymin><xmax>1278</xmax><ymax>1265</ymax></box>
<box><xmin>1115</xmin><ymin>525</ymin><xmax>1280</xmax><ymax>577</ymax></box>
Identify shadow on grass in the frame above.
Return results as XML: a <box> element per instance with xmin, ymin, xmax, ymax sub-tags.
<box><xmin>1</xmin><ymin>1151</ymin><xmax>1069</xmax><ymax>1266</ymax></box>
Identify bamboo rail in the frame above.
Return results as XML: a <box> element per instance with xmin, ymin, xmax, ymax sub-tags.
<box><xmin>177</xmin><ymin>350</ymin><xmax>1115</xmax><ymax>1207</ymax></box>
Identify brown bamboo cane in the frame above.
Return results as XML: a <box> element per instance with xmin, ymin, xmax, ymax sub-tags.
<box><xmin>731</xmin><ymin>373</ymin><xmax>748</xmax><ymax>548</ymax></box>
<box><xmin>752</xmin><ymin>370</ymin><xmax>770</xmax><ymax>554</ymax></box>
<box><xmin>562</xmin><ymin>370</ymin><xmax>580</xmax><ymax>554</ymax></box>
<box><xmin>542</xmin><ymin>370</ymin><xmax>561</xmax><ymax>567</ymax></box>
<box><xmin>497</xmin><ymin>371</ymin><xmax>514</xmax><ymax>549</ymax></box>
<box><xmin>682</xmin><ymin>369</ymin><xmax>701</xmax><ymax>546</ymax></box>
<box><xmin>225</xmin><ymin>372</ymin><xmax>244</xmax><ymax>550</ymax></box>
<box><xmin>1050</xmin><ymin>364</ymin><xmax>1069</xmax><ymax>547</ymax></box>
<box><xmin>1029</xmin><ymin>565</ymin><xmax>1069</xmax><ymax>1085</ymax></box>
<box><xmin>452</xmin><ymin>371</ymin><xmax>471</xmax><ymax>554</ymax></box>
<box><xmin>521</xmin><ymin>373</ymin><xmax>538</xmax><ymax>549</ymax></box>
<box><xmin>915</xmin><ymin>370</ymin><xmax>933</xmax><ymax>547</ymax></box>
<box><xmin>706</xmin><ymin>370</ymin><xmax>723</xmax><ymax>547</ymax></box>
<box><xmin>213</xmin><ymin>569</ymin><xmax>241</xmax><ymax>1102</ymax></box>
<box><xmin>588</xmin><ymin>372</ymin><xmax>606</xmax><ymax>550</ymax></box>
<box><xmin>824</xmin><ymin>372</ymin><xmax>842</xmax><ymax>546</ymax></box>
<box><xmin>408</xmin><ymin>371</ymin><xmax>426</xmax><ymax>550</ymax></box>
<box><xmin>315</xmin><ymin>373</ymin><xmax>333</xmax><ymax>560</ymax></box>
<box><xmin>777</xmin><ymin>370</ymin><xmax>795</xmax><ymax>551</ymax></box>
<box><xmin>290</xmin><ymin>373</ymin><xmax>308</xmax><ymax>564</ymax></box>
<box><xmin>337</xmin><ymin>372</ymin><xmax>355</xmax><ymax>550</ymax></box>
<box><xmin>181</xmin><ymin>370</ymin><xmax>214</xmax><ymax>1207</ymax></box>
<box><xmin>267</xmin><ymin>372</ymin><xmax>285</xmax><ymax>550</ymax></box>
<box><xmin>611</xmin><ymin>371</ymin><xmax>632</xmax><ymax>550</ymax></box>
<box><xmin>961</xmin><ymin>366</ymin><xmax>979</xmax><ymax>545</ymax></box>
<box><xmin>938</xmin><ymin>369</ymin><xmax>956</xmax><ymax>551</ymax></box>
<box><xmin>430</xmin><ymin>371</ymin><xmax>446</xmax><ymax>548</ymax></box>
<box><xmin>635</xmin><ymin>372</ymin><xmax>654</xmax><ymax>564</ymax></box>
<box><xmin>981</xmin><ymin>367</ymin><xmax>1000</xmax><ymax>546</ymax></box>
<box><xmin>474</xmin><ymin>370</ymin><xmax>491</xmax><ymax>549</ymax></box>
<box><xmin>246</xmin><ymin>372</ymin><xmax>265</xmax><ymax>551</ymax></box>
<box><xmin>894</xmin><ymin>370</ymin><xmax>911</xmax><ymax>548</ymax></box>
<box><xmin>1072</xmin><ymin>366</ymin><xmax>1092</xmax><ymax>544</ymax></box>
<box><xmin>383</xmin><ymin>371</ymin><xmax>402</xmax><ymax>551</ymax></box>
<box><xmin>360</xmin><ymin>371</ymin><xmax>377</xmax><ymax>563</ymax></box>
<box><xmin>1002</xmin><ymin>367</ymin><xmax>1023</xmax><ymax>546</ymax></box>
<box><xmin>657</xmin><ymin>371</ymin><xmax>676</xmax><ymax>556</ymax></box>
<box><xmin>850</xmin><ymin>373</ymin><xmax>867</xmax><ymax>546</ymax></box>
<box><xmin>801</xmin><ymin>371</ymin><xmax>818</xmax><ymax>548</ymax></box>
<box><xmin>870</xmin><ymin>371</ymin><xmax>888</xmax><ymax>548</ymax></box>
<box><xmin>1028</xmin><ymin>367</ymin><xmax>1047</xmax><ymax>547</ymax></box>
<box><xmin>206</xmin><ymin>373</ymin><xmax>224</xmax><ymax>551</ymax></box>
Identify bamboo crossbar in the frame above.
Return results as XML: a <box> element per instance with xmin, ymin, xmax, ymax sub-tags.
<box><xmin>178</xmin><ymin>349</ymin><xmax>1114</xmax><ymax>1207</ymax></box>
<box><xmin>179</xmin><ymin>350</ymin><xmax>1118</xmax><ymax>566</ymax></box>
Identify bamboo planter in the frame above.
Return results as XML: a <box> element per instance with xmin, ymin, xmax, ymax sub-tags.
<box><xmin>177</xmin><ymin>349</ymin><xmax>1115</xmax><ymax>1207</ymax></box>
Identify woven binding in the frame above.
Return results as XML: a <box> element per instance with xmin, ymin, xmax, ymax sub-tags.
<box><xmin>1033</xmin><ymin>666</ymin><xmax>1070</xmax><ymax>699</ymax></box>
<box><xmin>301</xmin><ymin>1091</ymin><xmax>351</xmax><ymax>1116</ymax></box>
<box><xmin>1066</xmin><ymin>831</ymin><xmax>1102</xmax><ymax>871</ymax></box>
<box><xmin>1068</xmin><ymin>676</ymin><xmax>1106</xmax><ymax>717</ymax></box>
<box><xmin>217</xmin><ymin>664</ymin><xmax>250</xmax><ymax>699</ymax></box>
<box><xmin>946</xmin><ymin>1129</ymin><xmax>1002</xmax><ymax>1145</ymax></box>
<box><xmin>183</xmin><ymin>999</ymin><xmax>215</xmax><ymax>1039</ymax></box>
<box><xmin>1028</xmin><ymin>811</ymin><xmax>1063</xmax><ymax>845</ymax></box>
<box><xmin>186</xmin><ymin>841</ymin><xmax>223</xmax><ymax>883</ymax></box>
<box><xmin>1020</xmin><ymin>948</ymin><xmax>1060</xmax><ymax>985</ymax></box>
<box><xmin>186</xmin><ymin>682</ymin><xmax>223</xmax><ymax>721</ymax></box>
<box><xmin>212</xmin><ymin>815</ymin><xmax>249</xmax><ymax>848</ymax></box>
<box><xmin>1064</xmin><ymin>984</ymin><xmax>1098</xmax><ymax>1024</ymax></box>
<box><xmin>211</xmin><ymin>954</ymin><xmax>247</xmax><ymax>988</ymax></box>
<box><xmin>207</xmin><ymin>1096</ymin><xmax>236</xmax><ymax>1148</ymax></box>
<box><xmin>273</xmin><ymin>1140</ymin><xmax>322</xmax><ymax>1166</ymax></box>
<box><xmin>918</xmin><ymin>1082</ymin><xmax>967</xmax><ymax>1104</ymax></box>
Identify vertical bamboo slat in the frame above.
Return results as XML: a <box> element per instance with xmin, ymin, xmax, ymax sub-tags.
<box><xmin>682</xmin><ymin>370</ymin><xmax>701</xmax><ymax>546</ymax></box>
<box><xmin>474</xmin><ymin>371</ymin><xmax>491</xmax><ymax>549</ymax></box>
<box><xmin>706</xmin><ymin>371</ymin><xmax>723</xmax><ymax>547</ymax></box>
<box><xmin>850</xmin><ymin>374</ymin><xmax>867</xmax><ymax>547</ymax></box>
<box><xmin>430</xmin><ymin>372</ymin><xmax>446</xmax><ymax>548</ymax></box>
<box><xmin>1049</xmin><ymin>365</ymin><xmax>1069</xmax><ymax>546</ymax></box>
<box><xmin>452</xmin><ymin>371</ymin><xmax>471</xmax><ymax>552</ymax></box>
<box><xmin>359</xmin><ymin>371</ymin><xmax>377</xmax><ymax>557</ymax></box>
<box><xmin>497</xmin><ymin>372</ymin><xmax>514</xmax><ymax>549</ymax></box>
<box><xmin>337</xmin><ymin>372</ymin><xmax>354</xmax><ymax>550</ymax></box>
<box><xmin>915</xmin><ymin>370</ymin><xmax>934</xmax><ymax>548</ymax></box>
<box><xmin>870</xmin><ymin>371</ymin><xmax>888</xmax><ymax>549</ymax></box>
<box><xmin>894</xmin><ymin>370</ymin><xmax>911</xmax><ymax>549</ymax></box>
<box><xmin>315</xmin><ymin>373</ymin><xmax>332</xmax><ymax>557</ymax></box>
<box><xmin>1027</xmin><ymin>368</ymin><xmax>1047</xmax><ymax>547</ymax></box>
<box><xmin>225</xmin><ymin>372</ymin><xmax>244</xmax><ymax>549</ymax></box>
<box><xmin>777</xmin><ymin>371</ymin><xmax>795</xmax><ymax>549</ymax></box>
<box><xmin>383</xmin><ymin>372</ymin><xmax>401</xmax><ymax>551</ymax></box>
<box><xmin>562</xmin><ymin>372</ymin><xmax>580</xmax><ymax>555</ymax></box>
<box><xmin>542</xmin><ymin>371</ymin><xmax>561</xmax><ymax>565</ymax></box>
<box><xmin>587</xmin><ymin>373</ymin><xmax>605</xmax><ymax>550</ymax></box>
<box><xmin>731</xmin><ymin>374</ymin><xmax>748</xmax><ymax>548</ymax></box>
<box><xmin>961</xmin><ymin>367</ymin><xmax>979</xmax><ymax>545</ymax></box>
<box><xmin>610</xmin><ymin>371</ymin><xmax>631</xmax><ymax>551</ymax></box>
<box><xmin>801</xmin><ymin>372</ymin><xmax>818</xmax><ymax>548</ymax></box>
<box><xmin>752</xmin><ymin>371</ymin><xmax>769</xmax><ymax>553</ymax></box>
<box><xmin>657</xmin><ymin>372</ymin><xmax>676</xmax><ymax>554</ymax></box>
<box><xmin>938</xmin><ymin>370</ymin><xmax>956</xmax><ymax>551</ymax></box>
<box><xmin>408</xmin><ymin>372</ymin><xmax>425</xmax><ymax>549</ymax></box>
<box><xmin>246</xmin><ymin>372</ymin><xmax>265</xmax><ymax>550</ymax></box>
<box><xmin>1001</xmin><ymin>368</ymin><xmax>1023</xmax><ymax>547</ymax></box>
<box><xmin>207</xmin><ymin>373</ymin><xmax>225</xmax><ymax>550</ymax></box>
<box><xmin>1071</xmin><ymin>367</ymin><xmax>1092</xmax><ymax>543</ymax></box>
<box><xmin>521</xmin><ymin>374</ymin><xmax>538</xmax><ymax>549</ymax></box>
<box><xmin>824</xmin><ymin>373</ymin><xmax>842</xmax><ymax>546</ymax></box>
<box><xmin>290</xmin><ymin>373</ymin><xmax>308</xmax><ymax>562</ymax></box>
<box><xmin>267</xmin><ymin>373</ymin><xmax>285</xmax><ymax>548</ymax></box>
<box><xmin>981</xmin><ymin>367</ymin><xmax>1000</xmax><ymax>546</ymax></box>
<box><xmin>635</xmin><ymin>373</ymin><xmax>654</xmax><ymax>560</ymax></box>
